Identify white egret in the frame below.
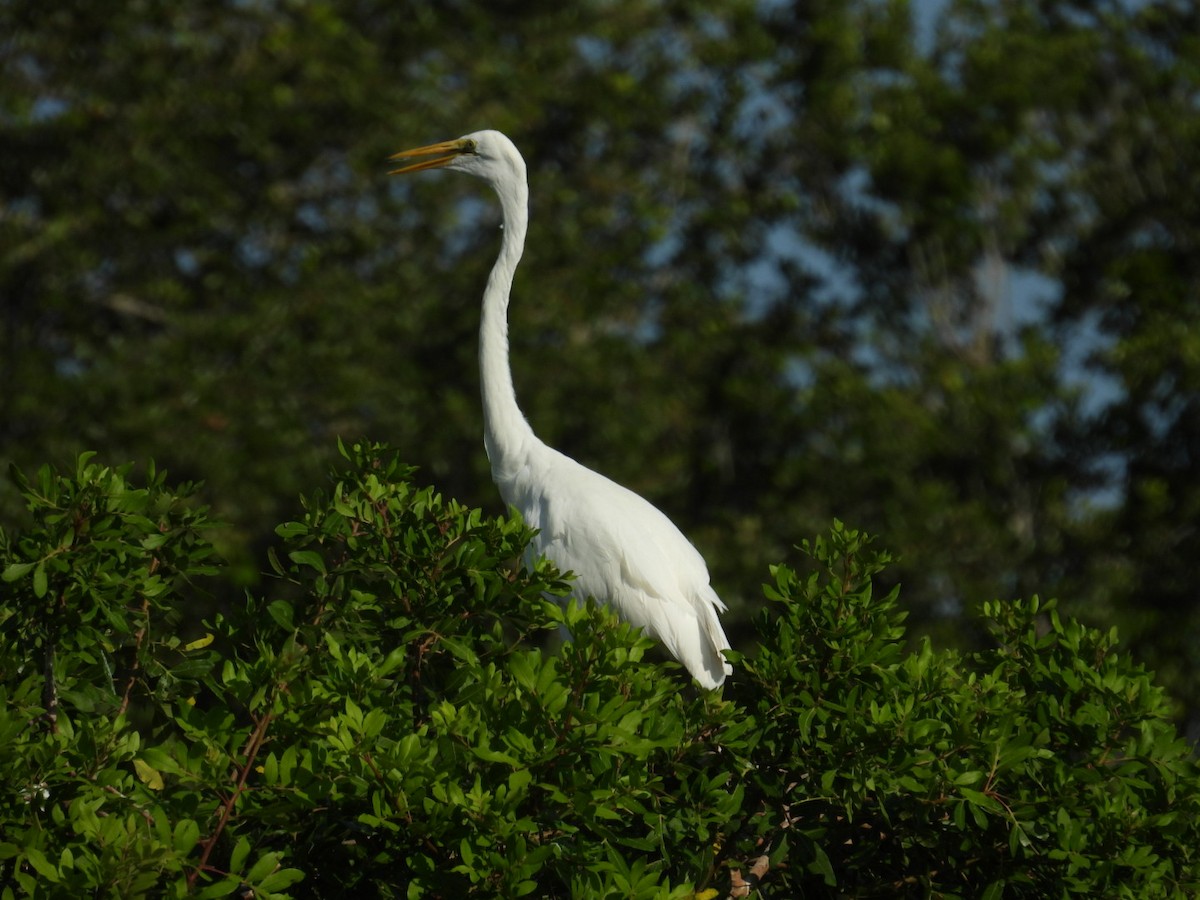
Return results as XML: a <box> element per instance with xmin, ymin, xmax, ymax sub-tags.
<box><xmin>389</xmin><ymin>130</ymin><xmax>732</xmax><ymax>689</ymax></box>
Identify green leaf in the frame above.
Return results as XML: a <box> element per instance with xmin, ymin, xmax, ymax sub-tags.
<box><xmin>132</xmin><ymin>758</ymin><xmax>164</xmax><ymax>790</ymax></box>
<box><xmin>1</xmin><ymin>561</ymin><xmax>35</xmax><ymax>582</ymax></box>
<box><xmin>267</xmin><ymin>600</ymin><xmax>294</xmax><ymax>630</ymax></box>
<box><xmin>22</xmin><ymin>847</ymin><xmax>59</xmax><ymax>883</ymax></box>
<box><xmin>808</xmin><ymin>842</ymin><xmax>836</xmax><ymax>887</ymax></box>
<box><xmin>138</xmin><ymin>746</ymin><xmax>181</xmax><ymax>774</ymax></box>
<box><xmin>287</xmin><ymin>549</ymin><xmax>326</xmax><ymax>575</ymax></box>
<box><xmin>246</xmin><ymin>851</ymin><xmax>283</xmax><ymax>883</ymax></box>
<box><xmin>229</xmin><ymin>837</ymin><xmax>252</xmax><ymax>874</ymax></box>
<box><xmin>257</xmin><ymin>869</ymin><xmax>305</xmax><ymax>891</ymax></box>
<box><xmin>174</xmin><ymin>819</ymin><xmax>201</xmax><ymax>855</ymax></box>
<box><xmin>183</xmin><ymin>633</ymin><xmax>215</xmax><ymax>651</ymax></box>
<box><xmin>195</xmin><ymin>877</ymin><xmax>245</xmax><ymax>899</ymax></box>
<box><xmin>32</xmin><ymin>563</ymin><xmax>47</xmax><ymax>599</ymax></box>
<box><xmin>960</xmin><ymin>787</ymin><xmax>1003</xmax><ymax>813</ymax></box>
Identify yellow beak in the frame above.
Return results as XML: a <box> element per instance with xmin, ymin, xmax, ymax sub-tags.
<box><xmin>387</xmin><ymin>138</ymin><xmax>474</xmax><ymax>175</ymax></box>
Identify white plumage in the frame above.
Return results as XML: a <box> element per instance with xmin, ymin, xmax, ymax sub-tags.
<box><xmin>390</xmin><ymin>130</ymin><xmax>732</xmax><ymax>689</ymax></box>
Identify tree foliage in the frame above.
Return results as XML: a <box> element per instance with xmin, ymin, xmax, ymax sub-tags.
<box><xmin>3</xmin><ymin>0</ymin><xmax>1198</xmax><ymax>724</ymax></box>
<box><xmin>1</xmin><ymin>448</ymin><xmax>1196</xmax><ymax>897</ymax></box>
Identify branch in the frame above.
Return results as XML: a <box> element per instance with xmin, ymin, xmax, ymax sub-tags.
<box><xmin>187</xmin><ymin>706</ymin><xmax>276</xmax><ymax>889</ymax></box>
<box><xmin>91</xmin><ymin>293</ymin><xmax>170</xmax><ymax>324</ymax></box>
<box><xmin>118</xmin><ymin>594</ymin><xmax>153</xmax><ymax>718</ymax></box>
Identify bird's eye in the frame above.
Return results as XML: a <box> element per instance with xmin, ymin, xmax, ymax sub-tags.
<box><xmin>462</xmin><ymin>139</ymin><xmax>478</xmax><ymax>154</ymax></box>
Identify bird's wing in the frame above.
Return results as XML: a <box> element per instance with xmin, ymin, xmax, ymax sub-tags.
<box><xmin>528</xmin><ymin>450</ymin><xmax>712</xmax><ymax>600</ymax></box>
<box><xmin>508</xmin><ymin>448</ymin><xmax>731</xmax><ymax>687</ymax></box>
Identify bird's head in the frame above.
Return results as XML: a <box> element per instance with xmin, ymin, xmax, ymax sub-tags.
<box><xmin>388</xmin><ymin>129</ymin><xmax>526</xmax><ymax>190</ymax></box>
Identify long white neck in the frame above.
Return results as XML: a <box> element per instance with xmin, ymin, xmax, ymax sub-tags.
<box><xmin>479</xmin><ymin>171</ymin><xmax>537</xmax><ymax>483</ymax></box>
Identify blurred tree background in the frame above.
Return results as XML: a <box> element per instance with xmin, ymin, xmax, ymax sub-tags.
<box><xmin>2</xmin><ymin>0</ymin><xmax>1198</xmax><ymax>731</ymax></box>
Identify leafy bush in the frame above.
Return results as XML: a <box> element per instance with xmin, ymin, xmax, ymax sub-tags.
<box><xmin>1</xmin><ymin>445</ymin><xmax>1197</xmax><ymax>898</ymax></box>
<box><xmin>742</xmin><ymin>533</ymin><xmax>1199</xmax><ymax>896</ymax></box>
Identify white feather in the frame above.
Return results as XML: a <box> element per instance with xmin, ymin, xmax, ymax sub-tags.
<box><xmin>391</xmin><ymin>130</ymin><xmax>733</xmax><ymax>688</ymax></box>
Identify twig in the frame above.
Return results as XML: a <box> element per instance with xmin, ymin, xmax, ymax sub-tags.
<box><xmin>118</xmin><ymin>594</ymin><xmax>153</xmax><ymax>717</ymax></box>
<box><xmin>187</xmin><ymin>706</ymin><xmax>276</xmax><ymax>889</ymax></box>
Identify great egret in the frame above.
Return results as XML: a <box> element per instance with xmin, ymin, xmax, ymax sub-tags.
<box><xmin>389</xmin><ymin>130</ymin><xmax>732</xmax><ymax>689</ymax></box>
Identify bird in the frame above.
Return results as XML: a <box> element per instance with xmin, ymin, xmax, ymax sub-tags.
<box><xmin>389</xmin><ymin>130</ymin><xmax>732</xmax><ymax>689</ymax></box>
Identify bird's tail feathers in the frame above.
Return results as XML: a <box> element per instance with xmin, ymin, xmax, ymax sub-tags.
<box><xmin>693</xmin><ymin>588</ymin><xmax>733</xmax><ymax>687</ymax></box>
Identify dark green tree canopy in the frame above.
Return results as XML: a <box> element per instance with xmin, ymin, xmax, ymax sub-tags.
<box><xmin>3</xmin><ymin>0</ymin><xmax>1199</xmax><ymax>722</ymax></box>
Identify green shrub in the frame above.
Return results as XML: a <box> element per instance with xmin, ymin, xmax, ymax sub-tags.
<box><xmin>1</xmin><ymin>445</ymin><xmax>1196</xmax><ymax>897</ymax></box>
<box><xmin>741</xmin><ymin>530</ymin><xmax>1198</xmax><ymax>896</ymax></box>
